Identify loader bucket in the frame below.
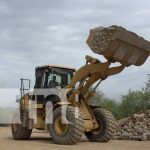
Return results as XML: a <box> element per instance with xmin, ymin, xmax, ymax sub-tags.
<box><xmin>87</xmin><ymin>25</ymin><xmax>150</xmax><ymax>66</ymax></box>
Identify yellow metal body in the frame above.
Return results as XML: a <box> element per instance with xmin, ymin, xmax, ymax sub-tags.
<box><xmin>66</xmin><ymin>55</ymin><xmax>125</xmax><ymax>131</ymax></box>
<box><xmin>21</xmin><ymin>55</ymin><xmax>125</xmax><ymax>132</ymax></box>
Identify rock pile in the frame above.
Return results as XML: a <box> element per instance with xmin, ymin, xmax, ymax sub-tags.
<box><xmin>115</xmin><ymin>110</ymin><xmax>150</xmax><ymax>141</ymax></box>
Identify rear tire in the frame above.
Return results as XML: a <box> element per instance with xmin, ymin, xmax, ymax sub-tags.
<box><xmin>11</xmin><ymin>110</ymin><xmax>32</xmax><ymax>140</ymax></box>
<box><xmin>85</xmin><ymin>108</ymin><xmax>117</xmax><ymax>142</ymax></box>
<box><xmin>48</xmin><ymin>106</ymin><xmax>84</xmax><ymax>145</ymax></box>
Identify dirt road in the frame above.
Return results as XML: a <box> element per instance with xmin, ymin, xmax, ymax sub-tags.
<box><xmin>0</xmin><ymin>127</ymin><xmax>150</xmax><ymax>150</ymax></box>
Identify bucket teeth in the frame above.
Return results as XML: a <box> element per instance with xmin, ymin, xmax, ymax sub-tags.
<box><xmin>87</xmin><ymin>25</ymin><xmax>150</xmax><ymax>66</ymax></box>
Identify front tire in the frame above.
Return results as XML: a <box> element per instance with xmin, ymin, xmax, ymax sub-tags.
<box><xmin>48</xmin><ymin>106</ymin><xmax>84</xmax><ymax>145</ymax></box>
<box><xmin>85</xmin><ymin>108</ymin><xmax>117</xmax><ymax>142</ymax></box>
<box><xmin>11</xmin><ymin>110</ymin><xmax>32</xmax><ymax>140</ymax></box>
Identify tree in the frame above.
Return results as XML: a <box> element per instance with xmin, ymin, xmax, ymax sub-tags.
<box><xmin>89</xmin><ymin>74</ymin><xmax>150</xmax><ymax>120</ymax></box>
<box><xmin>90</xmin><ymin>91</ymin><xmax>120</xmax><ymax>119</ymax></box>
<box><xmin>145</xmin><ymin>74</ymin><xmax>150</xmax><ymax>92</ymax></box>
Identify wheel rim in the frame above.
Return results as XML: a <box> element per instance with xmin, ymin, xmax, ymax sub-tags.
<box><xmin>54</xmin><ymin>116</ymin><xmax>69</xmax><ymax>136</ymax></box>
<box><xmin>12</xmin><ymin>124</ymin><xmax>20</xmax><ymax>132</ymax></box>
<box><xmin>12</xmin><ymin>115</ymin><xmax>21</xmax><ymax>132</ymax></box>
<box><xmin>93</xmin><ymin>119</ymin><xmax>103</xmax><ymax>134</ymax></box>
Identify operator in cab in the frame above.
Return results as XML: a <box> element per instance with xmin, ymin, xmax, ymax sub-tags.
<box><xmin>49</xmin><ymin>76</ymin><xmax>59</xmax><ymax>88</ymax></box>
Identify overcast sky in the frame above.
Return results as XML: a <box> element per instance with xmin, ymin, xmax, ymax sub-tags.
<box><xmin>0</xmin><ymin>0</ymin><xmax>150</xmax><ymax>106</ymax></box>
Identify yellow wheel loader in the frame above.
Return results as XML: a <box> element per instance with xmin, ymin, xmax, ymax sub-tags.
<box><xmin>11</xmin><ymin>25</ymin><xmax>150</xmax><ymax>144</ymax></box>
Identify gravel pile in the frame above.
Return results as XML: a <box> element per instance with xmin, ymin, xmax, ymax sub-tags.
<box><xmin>115</xmin><ymin>110</ymin><xmax>150</xmax><ymax>141</ymax></box>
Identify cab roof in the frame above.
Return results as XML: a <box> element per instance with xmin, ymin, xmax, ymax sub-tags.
<box><xmin>37</xmin><ymin>64</ymin><xmax>75</xmax><ymax>70</ymax></box>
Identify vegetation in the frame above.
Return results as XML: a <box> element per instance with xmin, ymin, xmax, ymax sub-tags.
<box><xmin>90</xmin><ymin>75</ymin><xmax>150</xmax><ymax>120</ymax></box>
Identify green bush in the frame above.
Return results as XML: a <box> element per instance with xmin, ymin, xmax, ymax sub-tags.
<box><xmin>90</xmin><ymin>75</ymin><xmax>150</xmax><ymax>120</ymax></box>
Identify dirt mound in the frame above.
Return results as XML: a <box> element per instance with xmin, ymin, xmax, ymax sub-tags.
<box><xmin>115</xmin><ymin>110</ymin><xmax>150</xmax><ymax>141</ymax></box>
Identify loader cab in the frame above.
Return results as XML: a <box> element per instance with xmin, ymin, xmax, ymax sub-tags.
<box><xmin>34</xmin><ymin>65</ymin><xmax>75</xmax><ymax>89</ymax></box>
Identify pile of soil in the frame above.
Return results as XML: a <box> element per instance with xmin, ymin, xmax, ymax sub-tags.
<box><xmin>114</xmin><ymin>110</ymin><xmax>150</xmax><ymax>141</ymax></box>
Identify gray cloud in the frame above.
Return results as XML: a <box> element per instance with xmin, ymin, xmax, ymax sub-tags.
<box><xmin>0</xmin><ymin>0</ymin><xmax>150</xmax><ymax>100</ymax></box>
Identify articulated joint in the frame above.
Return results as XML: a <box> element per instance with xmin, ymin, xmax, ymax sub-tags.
<box><xmin>85</xmin><ymin>55</ymin><xmax>101</xmax><ymax>64</ymax></box>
